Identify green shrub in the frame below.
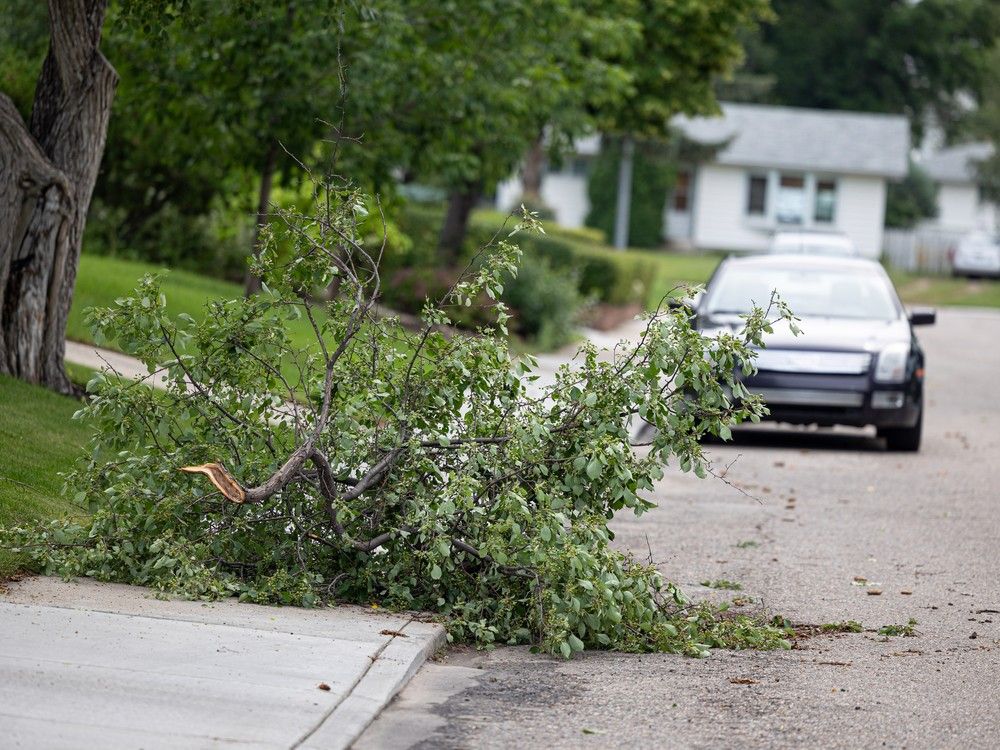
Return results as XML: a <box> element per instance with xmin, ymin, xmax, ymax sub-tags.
<box><xmin>885</xmin><ymin>161</ymin><xmax>938</xmax><ymax>229</ymax></box>
<box><xmin>379</xmin><ymin>266</ymin><xmax>497</xmax><ymax>330</ymax></box>
<box><xmin>502</xmin><ymin>255</ymin><xmax>582</xmax><ymax>350</ymax></box>
<box><xmin>397</xmin><ymin>206</ymin><xmax>661</xmax><ymax>309</ymax></box>
<box><xmin>84</xmin><ymin>200</ymin><xmax>251</xmax><ymax>283</ymax></box>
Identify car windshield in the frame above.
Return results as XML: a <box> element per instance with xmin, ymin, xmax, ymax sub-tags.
<box><xmin>706</xmin><ymin>265</ymin><xmax>900</xmax><ymax>321</ymax></box>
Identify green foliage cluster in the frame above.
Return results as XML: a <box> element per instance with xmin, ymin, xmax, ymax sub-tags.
<box><xmin>400</xmin><ymin>206</ymin><xmax>664</xmax><ymax>308</ymax></box>
<box><xmin>878</xmin><ymin>619</ymin><xmax>918</xmax><ymax>637</ymax></box>
<box><xmin>1</xmin><ymin>186</ymin><xmax>796</xmax><ymax>658</ymax></box>
<box><xmin>965</xmin><ymin>45</ymin><xmax>1000</xmax><ymax>204</ymax></box>
<box><xmin>741</xmin><ymin>0</ymin><xmax>1000</xmax><ymax>140</ymax></box>
<box><xmin>820</xmin><ymin>620</ymin><xmax>863</xmax><ymax>633</ymax></box>
<box><xmin>4</xmin><ymin>0</ymin><xmax>772</xmax><ymax>280</ymax></box>
<box><xmin>0</xmin><ymin>0</ymin><xmax>47</xmax><ymax>119</ymax></box>
<box><xmin>700</xmin><ymin>579</ymin><xmax>743</xmax><ymax>591</ymax></box>
<box><xmin>496</xmin><ymin>255</ymin><xmax>582</xmax><ymax>351</ymax></box>
<box><xmin>84</xmin><ymin>201</ymin><xmax>252</xmax><ymax>282</ymax></box>
<box><xmin>885</xmin><ymin>161</ymin><xmax>939</xmax><ymax>229</ymax></box>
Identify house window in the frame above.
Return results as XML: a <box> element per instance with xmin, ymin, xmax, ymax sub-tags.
<box><xmin>814</xmin><ymin>179</ymin><xmax>837</xmax><ymax>223</ymax></box>
<box><xmin>746</xmin><ymin>174</ymin><xmax>767</xmax><ymax>216</ymax></box>
<box><xmin>775</xmin><ymin>174</ymin><xmax>806</xmax><ymax>224</ymax></box>
<box><xmin>672</xmin><ymin>170</ymin><xmax>691</xmax><ymax>212</ymax></box>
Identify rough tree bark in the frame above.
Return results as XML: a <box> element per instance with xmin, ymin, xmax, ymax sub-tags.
<box><xmin>520</xmin><ymin>132</ymin><xmax>545</xmax><ymax>204</ymax></box>
<box><xmin>0</xmin><ymin>0</ymin><xmax>118</xmax><ymax>394</ymax></box>
<box><xmin>244</xmin><ymin>140</ymin><xmax>279</xmax><ymax>297</ymax></box>
<box><xmin>438</xmin><ymin>181</ymin><xmax>482</xmax><ymax>266</ymax></box>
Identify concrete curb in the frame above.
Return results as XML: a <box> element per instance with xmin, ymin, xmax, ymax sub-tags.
<box><xmin>298</xmin><ymin>619</ymin><xmax>447</xmax><ymax>749</ymax></box>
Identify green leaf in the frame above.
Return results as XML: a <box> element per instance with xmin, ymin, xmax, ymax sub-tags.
<box><xmin>430</xmin><ymin>564</ymin><xmax>442</xmax><ymax>580</ymax></box>
<box><xmin>586</xmin><ymin>460</ymin><xmax>602</xmax><ymax>480</ymax></box>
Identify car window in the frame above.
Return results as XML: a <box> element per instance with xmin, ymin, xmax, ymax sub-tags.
<box><xmin>706</xmin><ymin>265</ymin><xmax>900</xmax><ymax>321</ymax></box>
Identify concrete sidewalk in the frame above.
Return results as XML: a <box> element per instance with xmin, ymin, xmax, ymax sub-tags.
<box><xmin>65</xmin><ymin>340</ymin><xmax>167</xmax><ymax>386</ymax></box>
<box><xmin>0</xmin><ymin>576</ymin><xmax>445</xmax><ymax>749</ymax></box>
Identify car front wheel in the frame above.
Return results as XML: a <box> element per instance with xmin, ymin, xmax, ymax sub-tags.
<box><xmin>878</xmin><ymin>410</ymin><xmax>922</xmax><ymax>452</ymax></box>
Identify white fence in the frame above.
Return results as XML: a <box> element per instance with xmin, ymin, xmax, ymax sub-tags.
<box><xmin>882</xmin><ymin>227</ymin><xmax>962</xmax><ymax>274</ymax></box>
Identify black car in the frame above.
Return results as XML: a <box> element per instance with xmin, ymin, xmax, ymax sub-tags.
<box><xmin>694</xmin><ymin>254</ymin><xmax>935</xmax><ymax>451</ymax></box>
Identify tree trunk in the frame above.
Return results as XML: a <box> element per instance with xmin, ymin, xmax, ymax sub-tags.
<box><xmin>520</xmin><ymin>133</ymin><xmax>545</xmax><ymax>203</ymax></box>
<box><xmin>0</xmin><ymin>0</ymin><xmax>117</xmax><ymax>394</ymax></box>
<box><xmin>438</xmin><ymin>182</ymin><xmax>482</xmax><ymax>265</ymax></box>
<box><xmin>244</xmin><ymin>141</ymin><xmax>279</xmax><ymax>296</ymax></box>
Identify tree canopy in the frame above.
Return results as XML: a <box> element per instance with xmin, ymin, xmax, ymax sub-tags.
<box><xmin>737</xmin><ymin>0</ymin><xmax>1000</xmax><ymax>140</ymax></box>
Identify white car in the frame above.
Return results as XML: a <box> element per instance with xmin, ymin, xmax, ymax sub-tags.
<box><xmin>767</xmin><ymin>231</ymin><xmax>859</xmax><ymax>258</ymax></box>
<box><xmin>950</xmin><ymin>232</ymin><xmax>1000</xmax><ymax>278</ymax></box>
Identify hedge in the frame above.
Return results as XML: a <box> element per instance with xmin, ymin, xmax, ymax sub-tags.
<box><xmin>396</xmin><ymin>205</ymin><xmax>667</xmax><ymax>308</ymax></box>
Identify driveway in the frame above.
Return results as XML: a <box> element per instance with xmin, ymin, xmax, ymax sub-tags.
<box><xmin>359</xmin><ymin>307</ymin><xmax>1000</xmax><ymax>749</ymax></box>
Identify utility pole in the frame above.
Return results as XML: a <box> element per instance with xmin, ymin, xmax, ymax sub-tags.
<box><xmin>613</xmin><ymin>136</ymin><xmax>635</xmax><ymax>250</ymax></box>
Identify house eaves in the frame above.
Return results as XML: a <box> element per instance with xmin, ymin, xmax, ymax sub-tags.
<box><xmin>920</xmin><ymin>142</ymin><xmax>994</xmax><ymax>185</ymax></box>
<box><xmin>673</xmin><ymin>103</ymin><xmax>911</xmax><ymax>180</ymax></box>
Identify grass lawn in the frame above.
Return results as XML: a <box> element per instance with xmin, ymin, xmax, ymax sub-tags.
<box><xmin>890</xmin><ymin>271</ymin><xmax>1000</xmax><ymax>309</ymax></box>
<box><xmin>68</xmin><ymin>254</ymin><xmax>1000</xmax><ymax>369</ymax></box>
<box><xmin>70</xmin><ymin>254</ymin><xmax>326</xmax><ymax>355</ymax></box>
<box><xmin>0</xmin><ymin>375</ymin><xmax>91</xmax><ymax>579</ymax></box>
<box><xmin>642</xmin><ymin>253</ymin><xmax>719</xmax><ymax>307</ymax></box>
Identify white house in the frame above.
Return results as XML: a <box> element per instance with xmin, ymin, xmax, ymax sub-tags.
<box><xmin>496</xmin><ymin>103</ymin><xmax>911</xmax><ymax>259</ymax></box>
<box><xmin>919</xmin><ymin>142</ymin><xmax>996</xmax><ymax>232</ymax></box>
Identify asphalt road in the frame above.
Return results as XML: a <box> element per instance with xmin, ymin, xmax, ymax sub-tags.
<box><xmin>359</xmin><ymin>307</ymin><xmax>1000</xmax><ymax>750</ymax></box>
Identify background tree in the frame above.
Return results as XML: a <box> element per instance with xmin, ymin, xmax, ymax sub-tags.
<box><xmin>885</xmin><ymin>161</ymin><xmax>939</xmax><ymax>229</ymax></box>
<box><xmin>0</xmin><ymin>0</ymin><xmax>356</xmax><ymax>394</ymax></box>
<box><xmin>104</xmin><ymin>1</ymin><xmax>346</xmax><ymax>294</ymax></box>
<box><xmin>0</xmin><ymin>0</ymin><xmax>119</xmax><ymax>394</ymax></box>
<box><xmin>966</xmin><ymin>44</ymin><xmax>1000</xmax><ymax>203</ymax></box>
<box><xmin>739</xmin><ymin>0</ymin><xmax>1000</xmax><ymax>141</ymax></box>
<box><xmin>591</xmin><ymin>0</ymin><xmax>771</xmax><ymax>247</ymax></box>
<box><xmin>343</xmin><ymin>0</ymin><xmax>634</xmax><ymax>263</ymax></box>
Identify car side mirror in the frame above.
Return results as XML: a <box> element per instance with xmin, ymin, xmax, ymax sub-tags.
<box><xmin>908</xmin><ymin>307</ymin><xmax>936</xmax><ymax>326</ymax></box>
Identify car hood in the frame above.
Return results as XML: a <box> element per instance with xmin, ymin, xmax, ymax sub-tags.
<box><xmin>699</xmin><ymin>314</ymin><xmax>910</xmax><ymax>352</ymax></box>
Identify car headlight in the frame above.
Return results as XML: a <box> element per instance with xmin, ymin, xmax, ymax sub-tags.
<box><xmin>874</xmin><ymin>343</ymin><xmax>909</xmax><ymax>383</ymax></box>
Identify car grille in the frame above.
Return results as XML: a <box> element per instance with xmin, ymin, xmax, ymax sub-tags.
<box><xmin>754</xmin><ymin>349</ymin><xmax>871</xmax><ymax>375</ymax></box>
<box><xmin>754</xmin><ymin>388</ymin><xmax>864</xmax><ymax>407</ymax></box>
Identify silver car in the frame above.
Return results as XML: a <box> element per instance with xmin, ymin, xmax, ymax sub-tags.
<box><xmin>951</xmin><ymin>232</ymin><xmax>1000</xmax><ymax>278</ymax></box>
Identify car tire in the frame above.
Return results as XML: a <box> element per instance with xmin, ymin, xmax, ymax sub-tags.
<box><xmin>878</xmin><ymin>410</ymin><xmax>922</xmax><ymax>452</ymax></box>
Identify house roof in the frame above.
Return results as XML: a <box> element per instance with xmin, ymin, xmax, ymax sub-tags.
<box><xmin>673</xmin><ymin>103</ymin><xmax>910</xmax><ymax>179</ymax></box>
<box><xmin>920</xmin><ymin>142</ymin><xmax>994</xmax><ymax>184</ymax></box>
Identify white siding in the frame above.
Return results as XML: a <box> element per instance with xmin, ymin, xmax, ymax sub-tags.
<box><xmin>690</xmin><ymin>165</ymin><xmax>772</xmax><ymax>252</ymax></box>
<box><xmin>690</xmin><ymin>165</ymin><xmax>887</xmax><ymax>258</ymax></box>
<box><xmin>835</xmin><ymin>175</ymin><xmax>886</xmax><ymax>258</ymax></box>
<box><xmin>495</xmin><ymin>173</ymin><xmax>590</xmax><ymax>229</ymax></box>
<box><xmin>934</xmin><ymin>183</ymin><xmax>986</xmax><ymax>231</ymax></box>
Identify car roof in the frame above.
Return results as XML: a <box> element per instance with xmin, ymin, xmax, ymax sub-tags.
<box><xmin>719</xmin><ymin>253</ymin><xmax>884</xmax><ymax>272</ymax></box>
<box><xmin>771</xmin><ymin>232</ymin><xmax>852</xmax><ymax>244</ymax></box>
